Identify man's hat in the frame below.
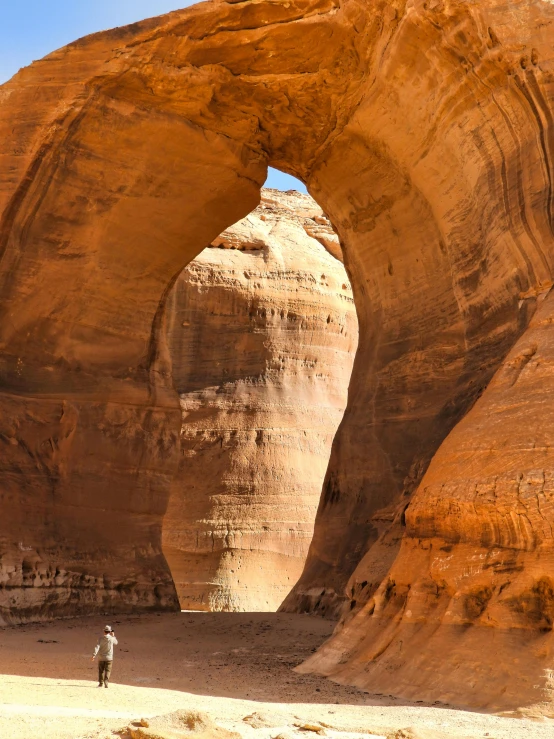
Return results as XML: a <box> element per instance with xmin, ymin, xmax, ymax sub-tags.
<box><xmin>104</xmin><ymin>625</ymin><xmax>112</xmax><ymax>632</ymax></box>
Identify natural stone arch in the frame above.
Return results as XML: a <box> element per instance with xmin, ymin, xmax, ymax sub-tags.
<box><xmin>1</xmin><ymin>0</ymin><xmax>554</xmax><ymax>708</ymax></box>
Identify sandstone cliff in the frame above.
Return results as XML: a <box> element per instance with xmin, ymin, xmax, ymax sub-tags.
<box><xmin>1</xmin><ymin>0</ymin><xmax>554</xmax><ymax>710</ymax></box>
<box><xmin>162</xmin><ymin>190</ymin><xmax>357</xmax><ymax>611</ymax></box>
<box><xmin>299</xmin><ymin>286</ymin><xmax>554</xmax><ymax>711</ymax></box>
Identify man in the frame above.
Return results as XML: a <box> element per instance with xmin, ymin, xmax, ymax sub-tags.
<box><xmin>92</xmin><ymin>625</ymin><xmax>118</xmax><ymax>688</ymax></box>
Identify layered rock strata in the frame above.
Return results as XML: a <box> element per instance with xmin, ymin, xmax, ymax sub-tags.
<box><xmin>162</xmin><ymin>190</ymin><xmax>357</xmax><ymax>611</ymax></box>
<box><xmin>300</xmin><ymin>287</ymin><xmax>554</xmax><ymax>710</ymax></box>
<box><xmin>1</xmin><ymin>0</ymin><xmax>554</xmax><ymax>709</ymax></box>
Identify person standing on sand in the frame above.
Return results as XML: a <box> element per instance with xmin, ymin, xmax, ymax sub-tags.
<box><xmin>92</xmin><ymin>625</ymin><xmax>118</xmax><ymax>688</ymax></box>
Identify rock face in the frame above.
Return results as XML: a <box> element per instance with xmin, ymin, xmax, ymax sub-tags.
<box><xmin>162</xmin><ymin>190</ymin><xmax>357</xmax><ymax>611</ymax></box>
<box><xmin>2</xmin><ymin>0</ymin><xmax>554</xmax><ymax>709</ymax></box>
<box><xmin>299</xmin><ymin>287</ymin><xmax>554</xmax><ymax>710</ymax></box>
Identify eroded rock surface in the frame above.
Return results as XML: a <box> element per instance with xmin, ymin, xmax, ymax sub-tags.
<box><xmin>1</xmin><ymin>0</ymin><xmax>554</xmax><ymax>709</ymax></box>
<box><xmin>162</xmin><ymin>190</ymin><xmax>357</xmax><ymax>611</ymax></box>
<box><xmin>126</xmin><ymin>710</ymin><xmax>240</xmax><ymax>739</ymax></box>
<box><xmin>299</xmin><ymin>287</ymin><xmax>554</xmax><ymax>710</ymax></box>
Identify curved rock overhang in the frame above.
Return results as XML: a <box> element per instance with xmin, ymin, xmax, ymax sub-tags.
<box><xmin>1</xmin><ymin>0</ymin><xmax>554</xmax><ymax>709</ymax></box>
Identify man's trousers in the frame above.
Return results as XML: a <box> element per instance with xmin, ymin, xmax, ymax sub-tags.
<box><xmin>98</xmin><ymin>660</ymin><xmax>113</xmax><ymax>686</ymax></box>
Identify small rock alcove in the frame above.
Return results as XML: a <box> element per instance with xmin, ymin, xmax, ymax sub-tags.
<box><xmin>2</xmin><ymin>0</ymin><xmax>554</xmax><ymax>710</ymax></box>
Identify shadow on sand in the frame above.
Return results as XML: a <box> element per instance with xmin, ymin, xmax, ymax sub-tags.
<box><xmin>0</xmin><ymin>611</ymin><xmax>386</xmax><ymax>707</ymax></box>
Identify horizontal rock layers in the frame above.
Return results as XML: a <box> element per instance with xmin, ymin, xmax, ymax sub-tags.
<box><xmin>162</xmin><ymin>190</ymin><xmax>357</xmax><ymax>611</ymax></box>
<box><xmin>0</xmin><ymin>10</ymin><xmax>263</xmax><ymax>623</ymax></box>
<box><xmin>1</xmin><ymin>0</ymin><xmax>554</xmax><ymax>709</ymax></box>
<box><xmin>299</xmin><ymin>287</ymin><xmax>554</xmax><ymax>710</ymax></box>
<box><xmin>283</xmin><ymin>2</ymin><xmax>554</xmax><ymax>620</ymax></box>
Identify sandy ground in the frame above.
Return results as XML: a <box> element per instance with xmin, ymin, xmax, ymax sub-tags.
<box><xmin>0</xmin><ymin>611</ymin><xmax>552</xmax><ymax>739</ymax></box>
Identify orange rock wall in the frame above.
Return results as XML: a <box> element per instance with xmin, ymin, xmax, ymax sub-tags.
<box><xmin>162</xmin><ymin>190</ymin><xmax>357</xmax><ymax>611</ymax></box>
<box><xmin>300</xmin><ymin>287</ymin><xmax>554</xmax><ymax>710</ymax></box>
<box><xmin>0</xmin><ymin>10</ymin><xmax>263</xmax><ymax>622</ymax></box>
<box><xmin>284</xmin><ymin>0</ymin><xmax>554</xmax><ymax>619</ymax></box>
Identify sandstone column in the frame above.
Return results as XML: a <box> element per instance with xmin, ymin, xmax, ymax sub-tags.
<box><xmin>162</xmin><ymin>190</ymin><xmax>358</xmax><ymax>611</ymax></box>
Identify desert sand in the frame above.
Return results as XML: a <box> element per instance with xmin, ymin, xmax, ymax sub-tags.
<box><xmin>1</xmin><ymin>612</ymin><xmax>552</xmax><ymax>739</ymax></box>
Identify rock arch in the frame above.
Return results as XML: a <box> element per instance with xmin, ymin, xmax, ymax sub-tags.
<box><xmin>1</xmin><ymin>0</ymin><xmax>554</xmax><ymax>707</ymax></box>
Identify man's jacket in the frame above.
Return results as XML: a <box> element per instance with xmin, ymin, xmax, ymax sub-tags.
<box><xmin>93</xmin><ymin>634</ymin><xmax>118</xmax><ymax>661</ymax></box>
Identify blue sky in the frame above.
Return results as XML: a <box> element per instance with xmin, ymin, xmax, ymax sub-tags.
<box><xmin>0</xmin><ymin>1</ymin><xmax>306</xmax><ymax>192</ymax></box>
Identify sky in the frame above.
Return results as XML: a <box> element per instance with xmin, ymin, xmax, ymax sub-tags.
<box><xmin>0</xmin><ymin>1</ymin><xmax>306</xmax><ymax>193</ymax></box>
